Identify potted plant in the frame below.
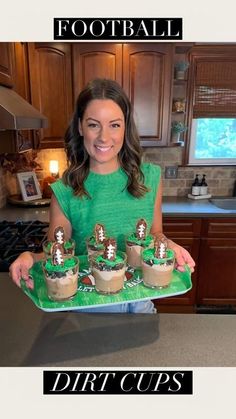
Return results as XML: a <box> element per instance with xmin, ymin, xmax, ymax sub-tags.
<box><xmin>171</xmin><ymin>121</ymin><xmax>188</xmax><ymax>144</ymax></box>
<box><xmin>174</xmin><ymin>61</ymin><xmax>189</xmax><ymax>80</ymax></box>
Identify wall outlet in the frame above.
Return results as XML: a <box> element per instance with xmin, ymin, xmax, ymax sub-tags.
<box><xmin>165</xmin><ymin>166</ymin><xmax>178</xmax><ymax>179</ymax></box>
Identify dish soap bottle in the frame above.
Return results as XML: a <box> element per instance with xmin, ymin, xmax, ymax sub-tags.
<box><xmin>200</xmin><ymin>174</ymin><xmax>208</xmax><ymax>196</ymax></box>
<box><xmin>191</xmin><ymin>174</ymin><xmax>201</xmax><ymax>196</ymax></box>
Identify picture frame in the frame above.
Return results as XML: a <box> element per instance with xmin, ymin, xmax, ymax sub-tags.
<box><xmin>16</xmin><ymin>171</ymin><xmax>42</xmax><ymax>202</ymax></box>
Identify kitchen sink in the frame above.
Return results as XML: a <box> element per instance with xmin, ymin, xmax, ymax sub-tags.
<box><xmin>209</xmin><ymin>197</ymin><xmax>236</xmax><ymax>210</ymax></box>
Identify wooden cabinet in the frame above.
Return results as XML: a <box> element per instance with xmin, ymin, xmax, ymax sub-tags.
<box><xmin>72</xmin><ymin>42</ymin><xmax>173</xmax><ymax>146</ymax></box>
<box><xmin>13</xmin><ymin>43</ymin><xmax>31</xmax><ymax>101</ymax></box>
<box><xmin>154</xmin><ymin>217</ymin><xmax>201</xmax><ymax>312</ymax></box>
<box><xmin>72</xmin><ymin>43</ymin><xmax>122</xmax><ymax>102</ymax></box>
<box><xmin>27</xmin><ymin>43</ymin><xmax>73</xmax><ymax>148</ymax></box>
<box><xmin>197</xmin><ymin>218</ymin><xmax>236</xmax><ymax>306</ymax></box>
<box><xmin>123</xmin><ymin>43</ymin><xmax>173</xmax><ymax>145</ymax></box>
<box><xmin>156</xmin><ymin>216</ymin><xmax>236</xmax><ymax>313</ymax></box>
<box><xmin>0</xmin><ymin>43</ymin><xmax>15</xmax><ymax>87</ymax></box>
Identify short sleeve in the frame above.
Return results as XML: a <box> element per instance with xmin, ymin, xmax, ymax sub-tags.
<box><xmin>50</xmin><ymin>179</ymin><xmax>73</xmax><ymax>220</ymax></box>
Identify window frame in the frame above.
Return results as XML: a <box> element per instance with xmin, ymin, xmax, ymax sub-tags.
<box><xmin>188</xmin><ymin>118</ymin><xmax>236</xmax><ymax>166</ymax></box>
<box><xmin>184</xmin><ymin>44</ymin><xmax>236</xmax><ymax>166</ymax></box>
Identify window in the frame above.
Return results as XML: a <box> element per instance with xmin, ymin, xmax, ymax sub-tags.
<box><xmin>189</xmin><ymin>118</ymin><xmax>236</xmax><ymax>165</ymax></box>
<box><xmin>187</xmin><ymin>46</ymin><xmax>236</xmax><ymax>165</ymax></box>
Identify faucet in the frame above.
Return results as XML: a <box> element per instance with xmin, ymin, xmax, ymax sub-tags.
<box><xmin>233</xmin><ymin>180</ymin><xmax>236</xmax><ymax>197</ymax></box>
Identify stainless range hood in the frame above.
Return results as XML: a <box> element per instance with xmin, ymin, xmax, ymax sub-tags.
<box><xmin>0</xmin><ymin>85</ymin><xmax>48</xmax><ymax>130</ymax></box>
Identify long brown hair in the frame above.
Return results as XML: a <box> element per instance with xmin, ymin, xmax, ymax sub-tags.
<box><xmin>63</xmin><ymin>78</ymin><xmax>149</xmax><ymax>198</ymax></box>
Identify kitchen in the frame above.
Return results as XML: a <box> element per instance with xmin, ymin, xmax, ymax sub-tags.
<box><xmin>0</xmin><ymin>41</ymin><xmax>236</xmax><ymax>367</ymax></box>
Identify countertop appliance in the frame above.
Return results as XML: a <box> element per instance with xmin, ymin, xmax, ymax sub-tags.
<box><xmin>0</xmin><ymin>220</ymin><xmax>49</xmax><ymax>271</ymax></box>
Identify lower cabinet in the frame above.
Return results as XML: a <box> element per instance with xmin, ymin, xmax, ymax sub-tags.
<box><xmin>197</xmin><ymin>218</ymin><xmax>236</xmax><ymax>306</ymax></box>
<box><xmin>153</xmin><ymin>216</ymin><xmax>236</xmax><ymax>313</ymax></box>
<box><xmin>153</xmin><ymin>218</ymin><xmax>201</xmax><ymax>313</ymax></box>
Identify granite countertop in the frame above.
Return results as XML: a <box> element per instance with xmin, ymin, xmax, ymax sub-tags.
<box><xmin>1</xmin><ymin>274</ymin><xmax>236</xmax><ymax>367</ymax></box>
<box><xmin>162</xmin><ymin>196</ymin><xmax>236</xmax><ymax>217</ymax></box>
<box><xmin>0</xmin><ymin>197</ymin><xmax>236</xmax><ymax>221</ymax></box>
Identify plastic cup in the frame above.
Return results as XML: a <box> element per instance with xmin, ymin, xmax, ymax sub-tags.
<box><xmin>91</xmin><ymin>251</ymin><xmax>127</xmax><ymax>295</ymax></box>
<box><xmin>42</xmin><ymin>256</ymin><xmax>79</xmax><ymax>301</ymax></box>
<box><xmin>86</xmin><ymin>237</ymin><xmax>105</xmax><ymax>261</ymax></box>
<box><xmin>126</xmin><ymin>234</ymin><xmax>154</xmax><ymax>268</ymax></box>
<box><xmin>141</xmin><ymin>248</ymin><xmax>175</xmax><ymax>289</ymax></box>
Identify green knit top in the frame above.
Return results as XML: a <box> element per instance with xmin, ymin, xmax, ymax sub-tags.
<box><xmin>50</xmin><ymin>162</ymin><xmax>161</xmax><ymax>255</ymax></box>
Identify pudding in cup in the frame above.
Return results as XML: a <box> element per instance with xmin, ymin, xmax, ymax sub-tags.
<box><xmin>126</xmin><ymin>218</ymin><xmax>153</xmax><ymax>268</ymax></box>
<box><xmin>42</xmin><ymin>243</ymin><xmax>79</xmax><ymax>301</ymax></box>
<box><xmin>141</xmin><ymin>237</ymin><xmax>175</xmax><ymax>289</ymax></box>
<box><xmin>91</xmin><ymin>238</ymin><xmax>126</xmax><ymax>295</ymax></box>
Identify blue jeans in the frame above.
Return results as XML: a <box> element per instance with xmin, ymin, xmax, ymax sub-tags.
<box><xmin>75</xmin><ymin>300</ymin><xmax>156</xmax><ymax>313</ymax></box>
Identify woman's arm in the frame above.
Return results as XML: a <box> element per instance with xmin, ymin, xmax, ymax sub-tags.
<box><xmin>150</xmin><ymin>178</ymin><xmax>195</xmax><ymax>273</ymax></box>
<box><xmin>9</xmin><ymin>193</ymin><xmax>72</xmax><ymax>288</ymax></box>
<box><xmin>47</xmin><ymin>193</ymin><xmax>72</xmax><ymax>240</ymax></box>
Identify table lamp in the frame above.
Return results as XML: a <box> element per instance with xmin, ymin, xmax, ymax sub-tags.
<box><xmin>42</xmin><ymin>160</ymin><xmax>59</xmax><ymax>198</ymax></box>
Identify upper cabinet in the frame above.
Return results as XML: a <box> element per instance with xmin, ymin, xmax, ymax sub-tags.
<box><xmin>123</xmin><ymin>43</ymin><xmax>173</xmax><ymax>146</ymax></box>
<box><xmin>72</xmin><ymin>43</ymin><xmax>122</xmax><ymax>101</ymax></box>
<box><xmin>4</xmin><ymin>42</ymin><xmax>173</xmax><ymax>149</ymax></box>
<box><xmin>73</xmin><ymin>43</ymin><xmax>173</xmax><ymax>146</ymax></box>
<box><xmin>0</xmin><ymin>43</ymin><xmax>15</xmax><ymax>87</ymax></box>
<box><xmin>27</xmin><ymin>43</ymin><xmax>73</xmax><ymax>148</ymax></box>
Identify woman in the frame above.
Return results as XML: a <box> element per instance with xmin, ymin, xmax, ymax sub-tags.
<box><xmin>9</xmin><ymin>78</ymin><xmax>195</xmax><ymax>313</ymax></box>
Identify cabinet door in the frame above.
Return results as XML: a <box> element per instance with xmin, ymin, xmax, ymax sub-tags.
<box><xmin>154</xmin><ymin>217</ymin><xmax>201</xmax><ymax>311</ymax></box>
<box><xmin>13</xmin><ymin>42</ymin><xmax>34</xmax><ymax>150</ymax></box>
<box><xmin>123</xmin><ymin>43</ymin><xmax>173</xmax><ymax>145</ymax></box>
<box><xmin>197</xmin><ymin>218</ymin><xmax>236</xmax><ymax>306</ymax></box>
<box><xmin>13</xmin><ymin>43</ymin><xmax>30</xmax><ymax>101</ymax></box>
<box><xmin>197</xmin><ymin>238</ymin><xmax>236</xmax><ymax>305</ymax></box>
<box><xmin>28</xmin><ymin>43</ymin><xmax>73</xmax><ymax>148</ymax></box>
<box><xmin>72</xmin><ymin>43</ymin><xmax>122</xmax><ymax>101</ymax></box>
<box><xmin>0</xmin><ymin>42</ymin><xmax>14</xmax><ymax>87</ymax></box>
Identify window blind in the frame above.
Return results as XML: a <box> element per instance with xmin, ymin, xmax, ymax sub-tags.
<box><xmin>193</xmin><ymin>59</ymin><xmax>236</xmax><ymax>118</ymax></box>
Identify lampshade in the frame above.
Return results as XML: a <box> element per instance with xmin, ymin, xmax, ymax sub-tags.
<box><xmin>49</xmin><ymin>160</ymin><xmax>59</xmax><ymax>176</ymax></box>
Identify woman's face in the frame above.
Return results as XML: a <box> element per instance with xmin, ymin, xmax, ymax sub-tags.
<box><xmin>79</xmin><ymin>99</ymin><xmax>125</xmax><ymax>173</ymax></box>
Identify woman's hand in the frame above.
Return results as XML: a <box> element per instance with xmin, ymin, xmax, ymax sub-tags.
<box><xmin>167</xmin><ymin>239</ymin><xmax>195</xmax><ymax>273</ymax></box>
<box><xmin>9</xmin><ymin>251</ymin><xmax>35</xmax><ymax>289</ymax></box>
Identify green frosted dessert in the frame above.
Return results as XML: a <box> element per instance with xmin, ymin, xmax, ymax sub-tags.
<box><xmin>87</xmin><ymin>223</ymin><xmax>106</xmax><ymax>257</ymax></box>
<box><xmin>91</xmin><ymin>238</ymin><xmax>126</xmax><ymax>294</ymax></box>
<box><xmin>141</xmin><ymin>238</ymin><xmax>175</xmax><ymax>289</ymax></box>
<box><xmin>43</xmin><ymin>238</ymin><xmax>75</xmax><ymax>257</ymax></box>
<box><xmin>44</xmin><ymin>256</ymin><xmax>78</xmax><ymax>273</ymax></box>
<box><xmin>43</xmin><ymin>226</ymin><xmax>75</xmax><ymax>258</ymax></box>
<box><xmin>126</xmin><ymin>232</ymin><xmax>153</xmax><ymax>247</ymax></box>
<box><xmin>142</xmin><ymin>248</ymin><xmax>175</xmax><ymax>266</ymax></box>
<box><xmin>42</xmin><ymin>243</ymin><xmax>79</xmax><ymax>301</ymax></box>
<box><xmin>126</xmin><ymin>218</ymin><xmax>154</xmax><ymax>268</ymax></box>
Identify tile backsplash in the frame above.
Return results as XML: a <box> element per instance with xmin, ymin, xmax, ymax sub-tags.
<box><xmin>143</xmin><ymin>147</ymin><xmax>236</xmax><ymax>197</ymax></box>
<box><xmin>0</xmin><ymin>147</ymin><xmax>235</xmax><ymax>208</ymax></box>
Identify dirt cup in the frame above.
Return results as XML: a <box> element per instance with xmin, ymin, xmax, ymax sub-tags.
<box><xmin>42</xmin><ymin>255</ymin><xmax>79</xmax><ymax>301</ymax></box>
<box><xmin>141</xmin><ymin>248</ymin><xmax>175</xmax><ymax>289</ymax></box>
<box><xmin>91</xmin><ymin>251</ymin><xmax>127</xmax><ymax>295</ymax></box>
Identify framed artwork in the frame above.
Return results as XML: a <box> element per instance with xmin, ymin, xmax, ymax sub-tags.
<box><xmin>17</xmin><ymin>171</ymin><xmax>42</xmax><ymax>201</ymax></box>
